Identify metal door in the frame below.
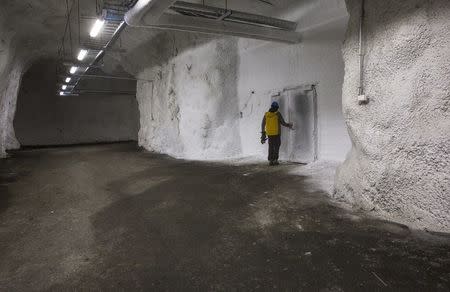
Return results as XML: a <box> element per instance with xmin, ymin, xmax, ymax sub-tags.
<box><xmin>272</xmin><ymin>85</ymin><xmax>318</xmax><ymax>163</ymax></box>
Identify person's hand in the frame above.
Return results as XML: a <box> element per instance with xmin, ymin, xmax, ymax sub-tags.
<box><xmin>261</xmin><ymin>132</ymin><xmax>267</xmax><ymax>144</ymax></box>
<box><xmin>288</xmin><ymin>123</ymin><xmax>294</xmax><ymax>129</ymax></box>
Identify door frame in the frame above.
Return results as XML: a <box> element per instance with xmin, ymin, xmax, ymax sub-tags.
<box><xmin>270</xmin><ymin>83</ymin><xmax>318</xmax><ymax>163</ymax></box>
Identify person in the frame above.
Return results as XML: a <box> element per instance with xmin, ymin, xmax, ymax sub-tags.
<box><xmin>261</xmin><ymin>101</ymin><xmax>293</xmax><ymax>166</ymax></box>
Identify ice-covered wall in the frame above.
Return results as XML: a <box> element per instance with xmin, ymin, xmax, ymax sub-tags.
<box><xmin>0</xmin><ymin>12</ymin><xmax>22</xmax><ymax>158</ymax></box>
<box><xmin>335</xmin><ymin>0</ymin><xmax>450</xmax><ymax>232</ymax></box>
<box><xmin>117</xmin><ymin>30</ymin><xmax>242</xmax><ymax>160</ymax></box>
<box><xmin>142</xmin><ymin>37</ymin><xmax>241</xmax><ymax>160</ymax></box>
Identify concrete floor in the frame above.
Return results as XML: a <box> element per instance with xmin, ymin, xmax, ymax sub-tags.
<box><xmin>0</xmin><ymin>143</ymin><xmax>449</xmax><ymax>291</ymax></box>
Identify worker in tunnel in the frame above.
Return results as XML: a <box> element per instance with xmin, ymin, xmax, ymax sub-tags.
<box><xmin>261</xmin><ymin>101</ymin><xmax>293</xmax><ymax>166</ymax></box>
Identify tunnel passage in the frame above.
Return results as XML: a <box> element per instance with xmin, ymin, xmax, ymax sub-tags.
<box><xmin>13</xmin><ymin>59</ymin><xmax>140</xmax><ymax>146</ymax></box>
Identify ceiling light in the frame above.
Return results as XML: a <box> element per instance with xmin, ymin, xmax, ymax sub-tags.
<box><xmin>70</xmin><ymin>66</ymin><xmax>78</xmax><ymax>74</ymax></box>
<box><xmin>90</xmin><ymin>19</ymin><xmax>105</xmax><ymax>38</ymax></box>
<box><xmin>65</xmin><ymin>77</ymin><xmax>71</xmax><ymax>83</ymax></box>
<box><xmin>62</xmin><ymin>85</ymin><xmax>67</xmax><ymax>90</ymax></box>
<box><xmin>77</xmin><ymin>49</ymin><xmax>88</xmax><ymax>61</ymax></box>
<box><xmin>59</xmin><ymin>91</ymin><xmax>65</xmax><ymax>96</ymax></box>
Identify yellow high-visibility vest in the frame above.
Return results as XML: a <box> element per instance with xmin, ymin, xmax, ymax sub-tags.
<box><xmin>265</xmin><ymin>111</ymin><xmax>279</xmax><ymax>136</ymax></box>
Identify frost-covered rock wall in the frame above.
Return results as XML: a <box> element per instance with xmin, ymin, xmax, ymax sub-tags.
<box><xmin>0</xmin><ymin>13</ymin><xmax>22</xmax><ymax>158</ymax></box>
<box><xmin>335</xmin><ymin>0</ymin><xmax>450</xmax><ymax>232</ymax></box>
<box><xmin>117</xmin><ymin>30</ymin><xmax>242</xmax><ymax>160</ymax></box>
<box><xmin>138</xmin><ymin>37</ymin><xmax>242</xmax><ymax>160</ymax></box>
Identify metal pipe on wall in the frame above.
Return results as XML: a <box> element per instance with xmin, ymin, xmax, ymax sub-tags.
<box><xmin>358</xmin><ymin>0</ymin><xmax>367</xmax><ymax>103</ymax></box>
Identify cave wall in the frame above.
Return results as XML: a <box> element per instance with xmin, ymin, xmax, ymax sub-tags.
<box><xmin>0</xmin><ymin>59</ymin><xmax>22</xmax><ymax>157</ymax></box>
<box><xmin>13</xmin><ymin>60</ymin><xmax>139</xmax><ymax>146</ymax></box>
<box><xmin>0</xmin><ymin>0</ymin><xmax>79</xmax><ymax>156</ymax></box>
<box><xmin>0</xmin><ymin>16</ymin><xmax>21</xmax><ymax>157</ymax></box>
<box><xmin>335</xmin><ymin>0</ymin><xmax>450</xmax><ymax>232</ymax></box>
<box><xmin>140</xmin><ymin>36</ymin><xmax>241</xmax><ymax>160</ymax></box>
<box><xmin>116</xmin><ymin>30</ymin><xmax>242</xmax><ymax>160</ymax></box>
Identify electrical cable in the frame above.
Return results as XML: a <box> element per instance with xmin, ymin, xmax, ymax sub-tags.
<box><xmin>256</xmin><ymin>0</ymin><xmax>273</xmax><ymax>6</ymax></box>
<box><xmin>61</xmin><ymin>15</ymin><xmax>69</xmax><ymax>57</ymax></box>
<box><xmin>78</xmin><ymin>0</ymin><xmax>81</xmax><ymax>46</ymax></box>
<box><xmin>59</xmin><ymin>0</ymin><xmax>76</xmax><ymax>59</ymax></box>
<box><xmin>67</xmin><ymin>0</ymin><xmax>73</xmax><ymax>56</ymax></box>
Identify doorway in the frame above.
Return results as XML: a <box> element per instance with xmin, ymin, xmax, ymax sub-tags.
<box><xmin>272</xmin><ymin>85</ymin><xmax>318</xmax><ymax>164</ymax></box>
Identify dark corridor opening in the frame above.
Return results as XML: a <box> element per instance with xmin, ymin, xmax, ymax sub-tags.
<box><xmin>14</xmin><ymin>59</ymin><xmax>140</xmax><ymax>147</ymax></box>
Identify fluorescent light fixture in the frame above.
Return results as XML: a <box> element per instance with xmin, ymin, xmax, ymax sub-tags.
<box><xmin>59</xmin><ymin>91</ymin><xmax>65</xmax><ymax>96</ymax></box>
<box><xmin>70</xmin><ymin>66</ymin><xmax>78</xmax><ymax>74</ymax></box>
<box><xmin>65</xmin><ymin>77</ymin><xmax>71</xmax><ymax>83</ymax></box>
<box><xmin>62</xmin><ymin>85</ymin><xmax>67</xmax><ymax>90</ymax></box>
<box><xmin>90</xmin><ymin>19</ymin><xmax>105</xmax><ymax>38</ymax></box>
<box><xmin>95</xmin><ymin>50</ymin><xmax>104</xmax><ymax>59</ymax></box>
<box><xmin>77</xmin><ymin>49</ymin><xmax>88</xmax><ymax>61</ymax></box>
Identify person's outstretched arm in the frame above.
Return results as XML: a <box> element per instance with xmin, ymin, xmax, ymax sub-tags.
<box><xmin>278</xmin><ymin>112</ymin><xmax>293</xmax><ymax>128</ymax></box>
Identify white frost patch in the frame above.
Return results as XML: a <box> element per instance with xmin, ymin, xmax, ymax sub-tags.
<box><xmin>289</xmin><ymin>160</ymin><xmax>341</xmax><ymax>195</ymax></box>
<box><xmin>219</xmin><ymin>155</ymin><xmax>265</xmax><ymax>165</ymax></box>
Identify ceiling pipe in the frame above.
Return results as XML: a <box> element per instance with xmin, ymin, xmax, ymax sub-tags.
<box><xmin>171</xmin><ymin>1</ymin><xmax>297</xmax><ymax>31</ymax></box>
<box><xmin>153</xmin><ymin>14</ymin><xmax>301</xmax><ymax>43</ymax></box>
<box><xmin>71</xmin><ymin>90</ymin><xmax>137</xmax><ymax>95</ymax></box>
<box><xmin>63</xmin><ymin>73</ymin><xmax>152</xmax><ymax>82</ymax></box>
<box><xmin>124</xmin><ymin>0</ymin><xmax>301</xmax><ymax>43</ymax></box>
<box><xmin>62</xmin><ymin>61</ymin><xmax>103</xmax><ymax>68</ymax></box>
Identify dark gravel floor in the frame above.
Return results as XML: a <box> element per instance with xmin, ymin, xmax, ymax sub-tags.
<box><xmin>0</xmin><ymin>143</ymin><xmax>449</xmax><ymax>291</ymax></box>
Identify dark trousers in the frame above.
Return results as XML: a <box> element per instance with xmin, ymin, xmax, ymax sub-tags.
<box><xmin>268</xmin><ymin>135</ymin><xmax>281</xmax><ymax>162</ymax></box>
